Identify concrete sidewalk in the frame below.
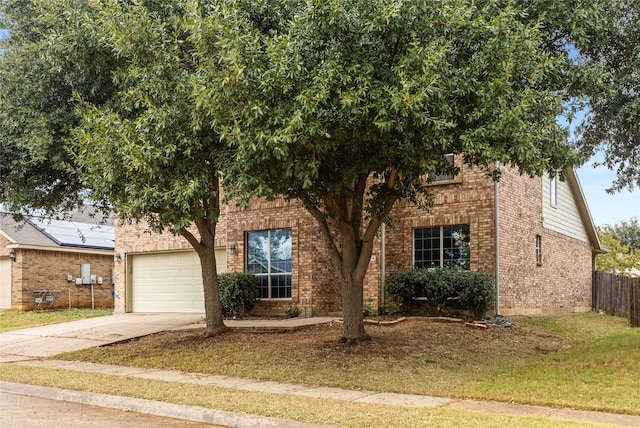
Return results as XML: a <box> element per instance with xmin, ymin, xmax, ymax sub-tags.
<box><xmin>1</xmin><ymin>315</ymin><xmax>639</xmax><ymax>427</ymax></box>
<box><xmin>5</xmin><ymin>358</ymin><xmax>640</xmax><ymax>427</ymax></box>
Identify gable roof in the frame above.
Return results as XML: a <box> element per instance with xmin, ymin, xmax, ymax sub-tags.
<box><xmin>0</xmin><ymin>208</ymin><xmax>114</xmax><ymax>252</ymax></box>
<box><xmin>565</xmin><ymin>167</ymin><xmax>606</xmax><ymax>254</ymax></box>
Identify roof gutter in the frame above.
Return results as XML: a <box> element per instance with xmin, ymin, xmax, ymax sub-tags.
<box><xmin>494</xmin><ymin>161</ymin><xmax>501</xmax><ymax>317</ymax></box>
<box><xmin>5</xmin><ymin>243</ymin><xmax>113</xmax><ymax>256</ymax></box>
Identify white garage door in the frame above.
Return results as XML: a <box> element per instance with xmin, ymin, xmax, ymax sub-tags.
<box><xmin>0</xmin><ymin>258</ymin><xmax>12</xmax><ymax>310</ymax></box>
<box><xmin>129</xmin><ymin>249</ymin><xmax>226</xmax><ymax>313</ymax></box>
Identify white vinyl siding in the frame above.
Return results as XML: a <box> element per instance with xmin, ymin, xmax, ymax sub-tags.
<box><xmin>542</xmin><ymin>172</ymin><xmax>589</xmax><ymax>243</ymax></box>
<box><xmin>129</xmin><ymin>249</ymin><xmax>226</xmax><ymax>313</ymax></box>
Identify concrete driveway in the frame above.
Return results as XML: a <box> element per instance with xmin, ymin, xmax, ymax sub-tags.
<box><xmin>0</xmin><ymin>313</ymin><xmax>204</xmax><ymax>361</ymax></box>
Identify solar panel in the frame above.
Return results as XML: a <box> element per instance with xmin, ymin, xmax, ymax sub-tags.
<box><xmin>29</xmin><ymin>217</ymin><xmax>114</xmax><ymax>250</ymax></box>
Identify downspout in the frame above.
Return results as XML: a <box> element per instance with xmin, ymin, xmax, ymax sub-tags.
<box><xmin>380</xmin><ymin>222</ymin><xmax>386</xmax><ymax>313</ymax></box>
<box><xmin>494</xmin><ymin>161</ymin><xmax>500</xmax><ymax>316</ymax></box>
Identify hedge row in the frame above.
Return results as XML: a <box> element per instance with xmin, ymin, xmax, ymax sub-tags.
<box><xmin>386</xmin><ymin>267</ymin><xmax>494</xmax><ymax>318</ymax></box>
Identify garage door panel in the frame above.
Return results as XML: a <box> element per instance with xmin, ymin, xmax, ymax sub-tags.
<box><xmin>130</xmin><ymin>249</ymin><xmax>227</xmax><ymax>313</ymax></box>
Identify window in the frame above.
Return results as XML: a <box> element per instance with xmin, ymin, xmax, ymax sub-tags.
<box><xmin>414</xmin><ymin>224</ymin><xmax>470</xmax><ymax>269</ymax></box>
<box><xmin>550</xmin><ymin>173</ymin><xmax>558</xmax><ymax>207</ymax></box>
<box><xmin>432</xmin><ymin>154</ymin><xmax>456</xmax><ymax>182</ymax></box>
<box><xmin>535</xmin><ymin>235</ymin><xmax>542</xmax><ymax>265</ymax></box>
<box><xmin>247</xmin><ymin>229</ymin><xmax>292</xmax><ymax>299</ymax></box>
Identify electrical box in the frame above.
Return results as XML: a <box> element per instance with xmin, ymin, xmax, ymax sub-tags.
<box><xmin>81</xmin><ymin>263</ymin><xmax>91</xmax><ymax>285</ymax></box>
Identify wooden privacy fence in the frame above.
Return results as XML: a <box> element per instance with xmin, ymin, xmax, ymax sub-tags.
<box><xmin>592</xmin><ymin>271</ymin><xmax>640</xmax><ymax>327</ymax></box>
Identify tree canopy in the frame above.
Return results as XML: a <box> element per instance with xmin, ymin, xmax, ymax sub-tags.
<box><xmin>602</xmin><ymin>217</ymin><xmax>640</xmax><ymax>253</ymax></box>
<box><xmin>0</xmin><ymin>0</ymin><xmax>117</xmax><ymax>216</ymax></box>
<box><xmin>572</xmin><ymin>1</ymin><xmax>640</xmax><ymax>192</ymax></box>
<box><xmin>70</xmin><ymin>0</ymin><xmax>237</xmax><ymax>336</ymax></box>
<box><xmin>208</xmin><ymin>0</ymin><xmax>584</xmax><ymax>342</ymax></box>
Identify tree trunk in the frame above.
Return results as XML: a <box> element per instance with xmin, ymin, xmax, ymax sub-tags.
<box><xmin>340</xmin><ymin>273</ymin><xmax>370</xmax><ymax>344</ymax></box>
<box><xmin>305</xmin><ymin>173</ymin><xmax>399</xmax><ymax>345</ymax></box>
<box><xmin>198</xmin><ymin>245</ymin><xmax>228</xmax><ymax>337</ymax></box>
<box><xmin>181</xmin><ymin>217</ymin><xmax>228</xmax><ymax>338</ymax></box>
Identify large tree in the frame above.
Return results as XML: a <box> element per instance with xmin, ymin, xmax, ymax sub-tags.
<box><xmin>2</xmin><ymin>0</ymin><xmax>236</xmax><ymax>337</ymax></box>
<box><xmin>70</xmin><ymin>0</ymin><xmax>238</xmax><ymax>336</ymax></box>
<box><xmin>573</xmin><ymin>1</ymin><xmax>640</xmax><ymax>192</ymax></box>
<box><xmin>0</xmin><ymin>0</ymin><xmax>116</xmax><ymax>216</ymax></box>
<box><xmin>208</xmin><ymin>0</ymin><xmax>582</xmax><ymax>343</ymax></box>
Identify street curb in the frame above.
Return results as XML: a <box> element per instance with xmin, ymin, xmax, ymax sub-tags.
<box><xmin>0</xmin><ymin>381</ymin><xmax>337</xmax><ymax>428</ymax></box>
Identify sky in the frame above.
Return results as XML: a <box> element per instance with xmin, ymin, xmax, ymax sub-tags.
<box><xmin>576</xmin><ymin>156</ymin><xmax>639</xmax><ymax>228</ymax></box>
<box><xmin>565</xmin><ymin>110</ymin><xmax>639</xmax><ymax>228</ymax></box>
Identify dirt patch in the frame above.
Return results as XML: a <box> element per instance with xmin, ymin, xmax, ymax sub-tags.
<box><xmin>88</xmin><ymin>316</ymin><xmax>570</xmax><ymax>375</ymax></box>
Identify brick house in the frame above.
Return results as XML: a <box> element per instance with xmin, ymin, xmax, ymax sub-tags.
<box><xmin>0</xmin><ymin>209</ymin><xmax>115</xmax><ymax>311</ymax></box>
<box><xmin>112</xmin><ymin>159</ymin><xmax>604</xmax><ymax>317</ymax></box>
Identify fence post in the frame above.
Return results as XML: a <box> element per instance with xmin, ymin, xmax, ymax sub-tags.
<box><xmin>631</xmin><ymin>279</ymin><xmax>639</xmax><ymax>328</ymax></box>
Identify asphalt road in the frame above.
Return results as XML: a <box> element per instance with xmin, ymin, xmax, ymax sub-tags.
<box><xmin>0</xmin><ymin>390</ymin><xmax>224</xmax><ymax>428</ymax></box>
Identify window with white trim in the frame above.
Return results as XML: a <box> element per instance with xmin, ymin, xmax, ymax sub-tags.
<box><xmin>536</xmin><ymin>235</ymin><xmax>542</xmax><ymax>265</ymax></box>
<box><xmin>550</xmin><ymin>173</ymin><xmax>558</xmax><ymax>207</ymax></box>
<box><xmin>247</xmin><ymin>229</ymin><xmax>292</xmax><ymax>299</ymax></box>
<box><xmin>414</xmin><ymin>224</ymin><xmax>470</xmax><ymax>269</ymax></box>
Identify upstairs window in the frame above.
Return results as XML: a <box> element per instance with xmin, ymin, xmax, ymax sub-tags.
<box><xmin>550</xmin><ymin>173</ymin><xmax>558</xmax><ymax>207</ymax></box>
<box><xmin>247</xmin><ymin>229</ymin><xmax>292</xmax><ymax>299</ymax></box>
<box><xmin>432</xmin><ymin>154</ymin><xmax>456</xmax><ymax>182</ymax></box>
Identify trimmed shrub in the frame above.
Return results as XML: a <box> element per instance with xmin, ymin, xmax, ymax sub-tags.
<box><xmin>218</xmin><ymin>272</ymin><xmax>259</xmax><ymax>318</ymax></box>
<box><xmin>386</xmin><ymin>267</ymin><xmax>494</xmax><ymax>319</ymax></box>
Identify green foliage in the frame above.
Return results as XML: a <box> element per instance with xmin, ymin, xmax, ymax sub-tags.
<box><xmin>70</xmin><ymin>0</ymin><xmax>227</xmax><ymax>234</ymax></box>
<box><xmin>570</xmin><ymin>1</ymin><xmax>640</xmax><ymax>192</ymax></box>
<box><xmin>0</xmin><ymin>0</ymin><xmax>117</xmax><ymax>215</ymax></box>
<box><xmin>284</xmin><ymin>305</ymin><xmax>301</xmax><ymax>318</ymax></box>
<box><xmin>596</xmin><ymin>227</ymin><xmax>640</xmax><ymax>277</ymax></box>
<box><xmin>218</xmin><ymin>273</ymin><xmax>259</xmax><ymax>318</ymax></box>
<box><xmin>387</xmin><ymin>268</ymin><xmax>495</xmax><ymax>319</ymax></box>
<box><xmin>603</xmin><ymin>217</ymin><xmax>640</xmax><ymax>252</ymax></box>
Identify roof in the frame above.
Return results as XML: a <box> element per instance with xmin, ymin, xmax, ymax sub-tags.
<box><xmin>0</xmin><ymin>207</ymin><xmax>114</xmax><ymax>251</ymax></box>
<box><xmin>565</xmin><ymin>168</ymin><xmax>606</xmax><ymax>254</ymax></box>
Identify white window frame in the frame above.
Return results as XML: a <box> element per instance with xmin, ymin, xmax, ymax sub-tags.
<box><xmin>550</xmin><ymin>173</ymin><xmax>558</xmax><ymax>207</ymax></box>
<box><xmin>246</xmin><ymin>229</ymin><xmax>292</xmax><ymax>299</ymax></box>
<box><xmin>413</xmin><ymin>224</ymin><xmax>470</xmax><ymax>270</ymax></box>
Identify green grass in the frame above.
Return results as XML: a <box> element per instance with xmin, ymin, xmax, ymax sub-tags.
<box><xmin>0</xmin><ymin>309</ymin><xmax>112</xmax><ymax>332</ymax></box>
<box><xmin>0</xmin><ymin>364</ymin><xmax>612</xmax><ymax>428</ymax></box>
<box><xmin>464</xmin><ymin>314</ymin><xmax>640</xmax><ymax>413</ymax></box>
<box><xmin>55</xmin><ymin>312</ymin><xmax>640</xmax><ymax>415</ymax></box>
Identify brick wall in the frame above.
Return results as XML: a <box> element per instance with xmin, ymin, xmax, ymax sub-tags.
<box><xmin>224</xmin><ymin>198</ymin><xmax>342</xmax><ymax>315</ymax></box>
<box><xmin>113</xmin><ymin>161</ymin><xmax>595</xmax><ymax>316</ymax></box>
<box><xmin>497</xmin><ymin>167</ymin><xmax>592</xmax><ymax>314</ymax></box>
<box><xmin>385</xmin><ymin>164</ymin><xmax>496</xmax><ymax>275</ymax></box>
<box><xmin>10</xmin><ymin>248</ymin><xmax>113</xmax><ymax>311</ymax></box>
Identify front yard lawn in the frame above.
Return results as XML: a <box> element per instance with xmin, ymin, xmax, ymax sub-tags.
<box><xmin>0</xmin><ymin>309</ymin><xmax>112</xmax><ymax>333</ymax></box>
<box><xmin>56</xmin><ymin>312</ymin><xmax>640</xmax><ymax>415</ymax></box>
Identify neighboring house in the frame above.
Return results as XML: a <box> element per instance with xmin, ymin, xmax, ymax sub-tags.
<box><xmin>0</xmin><ymin>209</ymin><xmax>115</xmax><ymax>310</ymax></box>
<box><xmin>112</xmin><ymin>160</ymin><xmax>604</xmax><ymax>317</ymax></box>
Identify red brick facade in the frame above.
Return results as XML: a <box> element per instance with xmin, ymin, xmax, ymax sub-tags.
<box><xmin>113</xmin><ymin>161</ymin><xmax>597</xmax><ymax>316</ymax></box>
<box><xmin>497</xmin><ymin>167</ymin><xmax>593</xmax><ymax>314</ymax></box>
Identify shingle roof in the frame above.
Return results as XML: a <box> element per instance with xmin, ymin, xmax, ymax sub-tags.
<box><xmin>0</xmin><ymin>207</ymin><xmax>114</xmax><ymax>251</ymax></box>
